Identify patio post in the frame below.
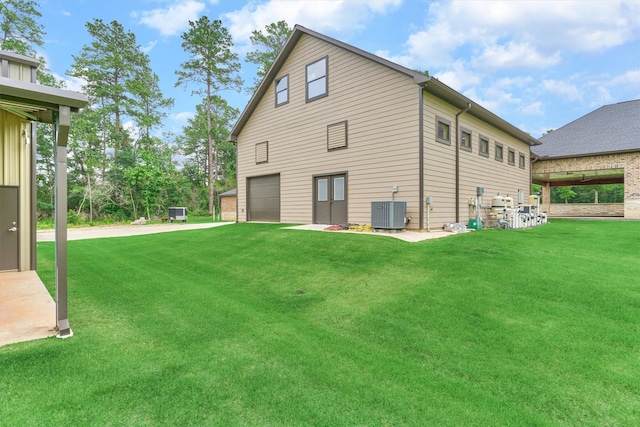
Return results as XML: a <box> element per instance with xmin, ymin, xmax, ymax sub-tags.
<box><xmin>54</xmin><ymin>106</ymin><xmax>71</xmax><ymax>337</ymax></box>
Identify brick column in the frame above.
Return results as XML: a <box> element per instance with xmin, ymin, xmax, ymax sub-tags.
<box><xmin>541</xmin><ymin>182</ymin><xmax>551</xmax><ymax>215</ymax></box>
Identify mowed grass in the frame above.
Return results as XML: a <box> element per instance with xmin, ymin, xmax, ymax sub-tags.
<box><xmin>1</xmin><ymin>220</ymin><xmax>638</xmax><ymax>426</ymax></box>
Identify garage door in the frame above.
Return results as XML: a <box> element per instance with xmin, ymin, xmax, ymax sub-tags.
<box><xmin>247</xmin><ymin>174</ymin><xmax>280</xmax><ymax>222</ymax></box>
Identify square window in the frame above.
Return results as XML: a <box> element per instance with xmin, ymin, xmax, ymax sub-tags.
<box><xmin>306</xmin><ymin>57</ymin><xmax>327</xmax><ymax>101</ymax></box>
<box><xmin>460</xmin><ymin>128</ymin><xmax>472</xmax><ymax>151</ymax></box>
<box><xmin>495</xmin><ymin>143</ymin><xmax>503</xmax><ymax>161</ymax></box>
<box><xmin>479</xmin><ymin>136</ymin><xmax>489</xmax><ymax>157</ymax></box>
<box><xmin>519</xmin><ymin>152</ymin><xmax>526</xmax><ymax>169</ymax></box>
<box><xmin>275</xmin><ymin>75</ymin><xmax>288</xmax><ymax>106</ymax></box>
<box><xmin>436</xmin><ymin>116</ymin><xmax>451</xmax><ymax>145</ymax></box>
<box><xmin>508</xmin><ymin>148</ymin><xmax>516</xmax><ymax>165</ymax></box>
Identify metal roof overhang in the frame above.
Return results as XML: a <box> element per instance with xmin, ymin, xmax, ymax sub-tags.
<box><xmin>0</xmin><ymin>76</ymin><xmax>88</xmax><ymax>122</ymax></box>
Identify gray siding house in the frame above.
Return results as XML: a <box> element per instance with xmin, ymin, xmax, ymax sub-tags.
<box><xmin>229</xmin><ymin>26</ymin><xmax>540</xmax><ymax>230</ymax></box>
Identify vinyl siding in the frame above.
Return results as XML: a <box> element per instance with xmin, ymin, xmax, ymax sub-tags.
<box><xmin>422</xmin><ymin>92</ymin><xmax>531</xmax><ymax>228</ymax></box>
<box><xmin>237</xmin><ymin>34</ymin><xmax>420</xmax><ymax>225</ymax></box>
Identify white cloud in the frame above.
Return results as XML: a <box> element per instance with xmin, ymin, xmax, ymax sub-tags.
<box><xmin>388</xmin><ymin>0</ymin><xmax>640</xmax><ymax>72</ymax></box>
<box><xmin>53</xmin><ymin>73</ymin><xmax>85</xmax><ymax>93</ymax></box>
<box><xmin>141</xmin><ymin>40</ymin><xmax>158</xmax><ymax>54</ymax></box>
<box><xmin>542</xmin><ymin>80</ymin><xmax>582</xmax><ymax>101</ymax></box>
<box><xmin>474</xmin><ymin>42</ymin><xmax>561</xmax><ymax>70</ymax></box>
<box><xmin>611</xmin><ymin>69</ymin><xmax>640</xmax><ymax>86</ymax></box>
<box><xmin>520</xmin><ymin>101</ymin><xmax>544</xmax><ymax>116</ymax></box>
<box><xmin>224</xmin><ymin>0</ymin><xmax>402</xmax><ymax>46</ymax></box>
<box><xmin>136</xmin><ymin>0</ymin><xmax>207</xmax><ymax>37</ymax></box>
<box><xmin>433</xmin><ymin>60</ymin><xmax>480</xmax><ymax>92</ymax></box>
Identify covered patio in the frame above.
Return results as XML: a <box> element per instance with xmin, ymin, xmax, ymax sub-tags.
<box><xmin>1</xmin><ymin>50</ymin><xmax>87</xmax><ymax>345</ymax></box>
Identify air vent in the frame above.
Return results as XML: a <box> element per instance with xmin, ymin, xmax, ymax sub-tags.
<box><xmin>371</xmin><ymin>201</ymin><xmax>407</xmax><ymax>229</ymax></box>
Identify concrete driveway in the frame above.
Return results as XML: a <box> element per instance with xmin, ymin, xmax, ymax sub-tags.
<box><xmin>37</xmin><ymin>221</ymin><xmax>234</xmax><ymax>242</ymax></box>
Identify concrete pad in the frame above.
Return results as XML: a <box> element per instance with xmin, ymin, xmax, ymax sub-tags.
<box><xmin>283</xmin><ymin>224</ymin><xmax>469</xmax><ymax>242</ymax></box>
<box><xmin>0</xmin><ymin>270</ymin><xmax>56</xmax><ymax>347</ymax></box>
<box><xmin>37</xmin><ymin>221</ymin><xmax>234</xmax><ymax>242</ymax></box>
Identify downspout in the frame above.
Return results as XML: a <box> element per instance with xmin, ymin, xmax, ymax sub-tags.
<box><xmin>455</xmin><ymin>103</ymin><xmax>471</xmax><ymax>223</ymax></box>
<box><xmin>418</xmin><ymin>87</ymin><xmax>424</xmax><ymax>230</ymax></box>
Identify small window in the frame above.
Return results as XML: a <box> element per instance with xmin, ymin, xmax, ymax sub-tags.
<box><xmin>436</xmin><ymin>117</ymin><xmax>451</xmax><ymax>145</ymax></box>
<box><xmin>479</xmin><ymin>136</ymin><xmax>489</xmax><ymax>157</ymax></box>
<box><xmin>460</xmin><ymin>128</ymin><xmax>472</xmax><ymax>152</ymax></box>
<box><xmin>327</xmin><ymin>121</ymin><xmax>348</xmax><ymax>151</ymax></box>
<box><xmin>255</xmin><ymin>141</ymin><xmax>268</xmax><ymax>164</ymax></box>
<box><xmin>317</xmin><ymin>178</ymin><xmax>328</xmax><ymax>201</ymax></box>
<box><xmin>306</xmin><ymin>57</ymin><xmax>327</xmax><ymax>101</ymax></box>
<box><xmin>495</xmin><ymin>142</ymin><xmax>503</xmax><ymax>162</ymax></box>
<box><xmin>275</xmin><ymin>75</ymin><xmax>288</xmax><ymax>106</ymax></box>
<box><xmin>519</xmin><ymin>152</ymin><xmax>526</xmax><ymax>169</ymax></box>
<box><xmin>508</xmin><ymin>148</ymin><xmax>516</xmax><ymax>165</ymax></box>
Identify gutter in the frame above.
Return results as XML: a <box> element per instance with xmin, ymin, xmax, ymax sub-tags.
<box><xmin>455</xmin><ymin>103</ymin><xmax>471</xmax><ymax>223</ymax></box>
<box><xmin>419</xmin><ymin>87</ymin><xmax>425</xmax><ymax>230</ymax></box>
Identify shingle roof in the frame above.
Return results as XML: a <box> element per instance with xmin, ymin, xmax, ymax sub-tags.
<box><xmin>219</xmin><ymin>189</ymin><xmax>237</xmax><ymax>197</ymax></box>
<box><xmin>532</xmin><ymin>99</ymin><xmax>640</xmax><ymax>158</ymax></box>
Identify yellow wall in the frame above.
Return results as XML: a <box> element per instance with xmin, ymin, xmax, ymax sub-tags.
<box><xmin>0</xmin><ymin>110</ymin><xmax>32</xmax><ymax>270</ymax></box>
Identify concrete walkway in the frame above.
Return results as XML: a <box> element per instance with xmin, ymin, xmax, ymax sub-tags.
<box><xmin>37</xmin><ymin>221</ymin><xmax>233</xmax><ymax>242</ymax></box>
<box><xmin>0</xmin><ymin>270</ymin><xmax>56</xmax><ymax>347</ymax></box>
<box><xmin>284</xmin><ymin>224</ymin><xmax>466</xmax><ymax>242</ymax></box>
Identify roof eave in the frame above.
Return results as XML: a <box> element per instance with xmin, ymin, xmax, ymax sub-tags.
<box><xmin>0</xmin><ymin>76</ymin><xmax>88</xmax><ymax>111</ymax></box>
<box><xmin>420</xmin><ymin>77</ymin><xmax>541</xmax><ymax>147</ymax></box>
<box><xmin>532</xmin><ymin>147</ymin><xmax>640</xmax><ymax>161</ymax></box>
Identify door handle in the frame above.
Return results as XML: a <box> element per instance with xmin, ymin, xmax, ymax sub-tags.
<box><xmin>8</xmin><ymin>227</ymin><xmax>17</xmax><ymax>232</ymax></box>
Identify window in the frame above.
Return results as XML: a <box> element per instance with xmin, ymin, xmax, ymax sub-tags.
<box><xmin>460</xmin><ymin>128</ymin><xmax>472</xmax><ymax>151</ymax></box>
<box><xmin>306</xmin><ymin>57</ymin><xmax>327</xmax><ymax>101</ymax></box>
<box><xmin>495</xmin><ymin>142</ymin><xmax>503</xmax><ymax>161</ymax></box>
<box><xmin>436</xmin><ymin>117</ymin><xmax>451</xmax><ymax>144</ymax></box>
<box><xmin>479</xmin><ymin>136</ymin><xmax>489</xmax><ymax>157</ymax></box>
<box><xmin>255</xmin><ymin>141</ymin><xmax>268</xmax><ymax>164</ymax></box>
<box><xmin>327</xmin><ymin>121</ymin><xmax>348</xmax><ymax>151</ymax></box>
<box><xmin>508</xmin><ymin>148</ymin><xmax>516</xmax><ymax>165</ymax></box>
<box><xmin>275</xmin><ymin>75</ymin><xmax>288</xmax><ymax>106</ymax></box>
<box><xmin>519</xmin><ymin>152</ymin><xmax>526</xmax><ymax>169</ymax></box>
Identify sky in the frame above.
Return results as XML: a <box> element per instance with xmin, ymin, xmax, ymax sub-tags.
<box><xmin>37</xmin><ymin>0</ymin><xmax>640</xmax><ymax>139</ymax></box>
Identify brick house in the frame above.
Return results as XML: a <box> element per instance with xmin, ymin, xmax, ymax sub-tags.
<box><xmin>532</xmin><ymin>100</ymin><xmax>640</xmax><ymax>219</ymax></box>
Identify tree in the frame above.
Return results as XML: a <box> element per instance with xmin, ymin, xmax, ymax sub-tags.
<box><xmin>556</xmin><ymin>187</ymin><xmax>577</xmax><ymax>204</ymax></box>
<box><xmin>245</xmin><ymin>20</ymin><xmax>292</xmax><ymax>94</ymax></box>
<box><xmin>0</xmin><ymin>0</ymin><xmax>44</xmax><ymax>56</ymax></box>
<box><xmin>69</xmin><ymin>19</ymin><xmax>150</xmax><ymax>154</ymax></box>
<box><xmin>176</xmin><ymin>16</ymin><xmax>242</xmax><ymax>215</ymax></box>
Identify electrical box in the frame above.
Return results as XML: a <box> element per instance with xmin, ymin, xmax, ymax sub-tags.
<box><xmin>477</xmin><ymin>187</ymin><xmax>484</xmax><ymax>196</ymax></box>
<box><xmin>426</xmin><ymin>196</ymin><xmax>433</xmax><ymax>205</ymax></box>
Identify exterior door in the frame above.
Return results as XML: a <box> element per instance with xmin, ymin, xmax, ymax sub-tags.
<box><xmin>0</xmin><ymin>186</ymin><xmax>19</xmax><ymax>271</ymax></box>
<box><xmin>247</xmin><ymin>174</ymin><xmax>281</xmax><ymax>222</ymax></box>
<box><xmin>314</xmin><ymin>174</ymin><xmax>347</xmax><ymax>225</ymax></box>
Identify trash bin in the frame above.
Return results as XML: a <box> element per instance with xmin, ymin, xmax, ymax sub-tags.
<box><xmin>467</xmin><ymin>218</ymin><xmax>482</xmax><ymax>230</ymax></box>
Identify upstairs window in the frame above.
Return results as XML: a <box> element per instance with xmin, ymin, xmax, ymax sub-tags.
<box><xmin>479</xmin><ymin>135</ymin><xmax>489</xmax><ymax>157</ymax></box>
<box><xmin>275</xmin><ymin>75</ymin><xmax>288</xmax><ymax>106</ymax></box>
<box><xmin>519</xmin><ymin>152</ymin><xmax>526</xmax><ymax>169</ymax></box>
<box><xmin>306</xmin><ymin>57</ymin><xmax>327</xmax><ymax>101</ymax></box>
<box><xmin>508</xmin><ymin>148</ymin><xmax>516</xmax><ymax>165</ymax></box>
<box><xmin>495</xmin><ymin>142</ymin><xmax>504</xmax><ymax>162</ymax></box>
<box><xmin>436</xmin><ymin>117</ymin><xmax>451</xmax><ymax>145</ymax></box>
<box><xmin>460</xmin><ymin>128</ymin><xmax>472</xmax><ymax>151</ymax></box>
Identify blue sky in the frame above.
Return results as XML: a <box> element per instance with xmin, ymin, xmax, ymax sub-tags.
<box><xmin>38</xmin><ymin>0</ymin><xmax>640</xmax><ymax>139</ymax></box>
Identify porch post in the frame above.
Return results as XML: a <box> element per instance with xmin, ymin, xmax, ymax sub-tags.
<box><xmin>54</xmin><ymin>106</ymin><xmax>71</xmax><ymax>337</ymax></box>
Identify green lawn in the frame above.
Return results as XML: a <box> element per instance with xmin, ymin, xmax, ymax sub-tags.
<box><xmin>1</xmin><ymin>220</ymin><xmax>638</xmax><ymax>426</ymax></box>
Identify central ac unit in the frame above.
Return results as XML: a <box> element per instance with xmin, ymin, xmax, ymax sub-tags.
<box><xmin>371</xmin><ymin>201</ymin><xmax>407</xmax><ymax>229</ymax></box>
